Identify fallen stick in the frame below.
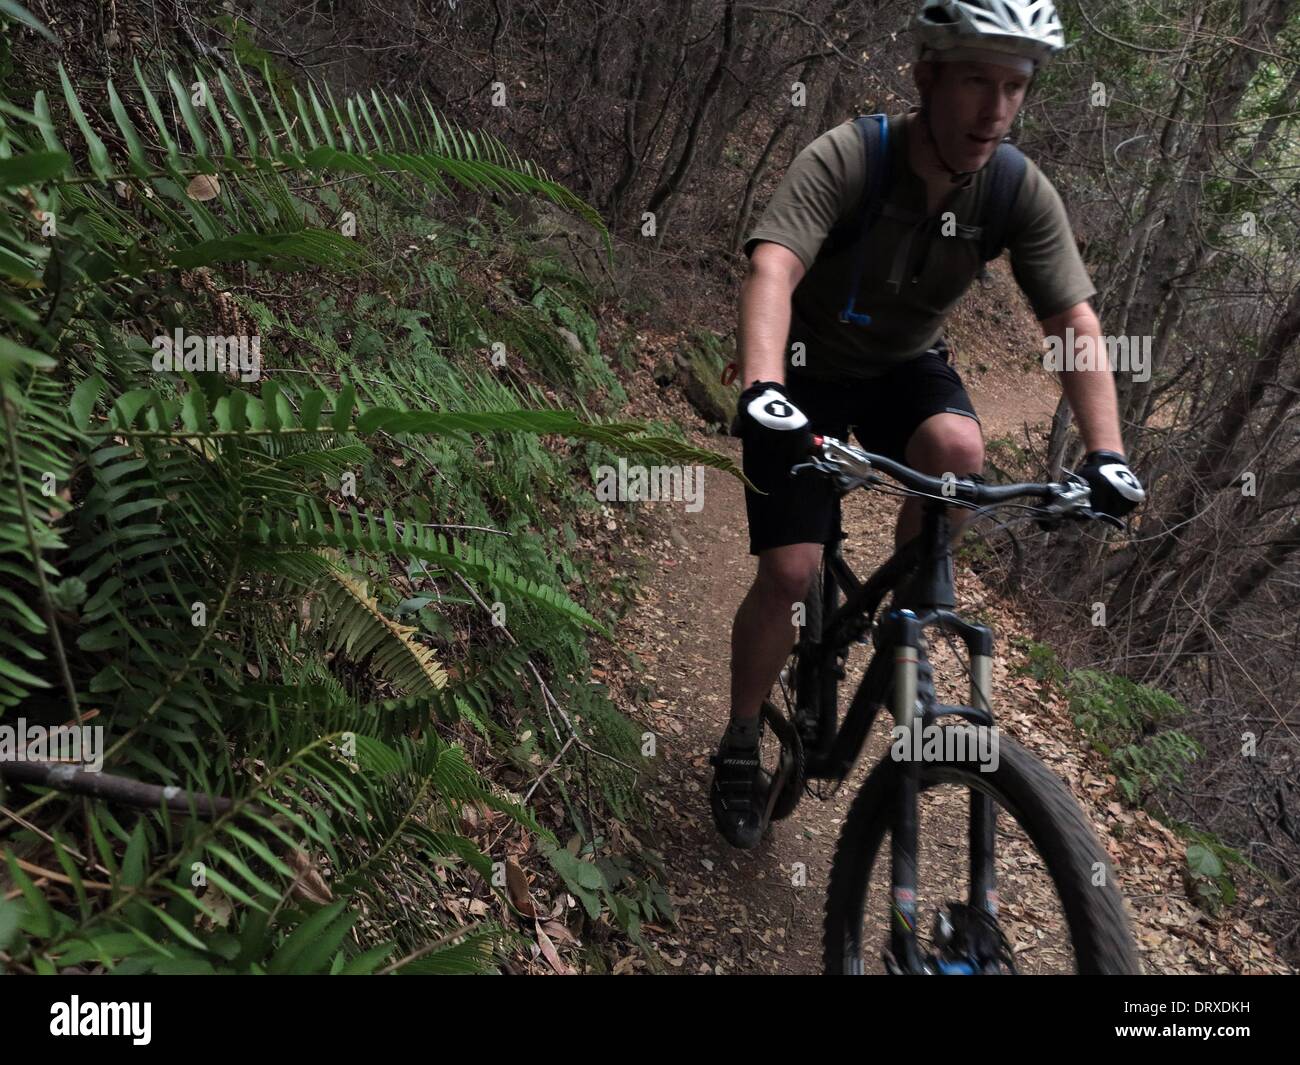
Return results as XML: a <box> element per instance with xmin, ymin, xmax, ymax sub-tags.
<box><xmin>0</xmin><ymin>761</ymin><xmax>234</xmax><ymax>817</ymax></box>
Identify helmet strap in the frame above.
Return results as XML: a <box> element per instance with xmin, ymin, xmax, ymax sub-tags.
<box><xmin>918</xmin><ymin>93</ymin><xmax>977</xmax><ymax>184</ymax></box>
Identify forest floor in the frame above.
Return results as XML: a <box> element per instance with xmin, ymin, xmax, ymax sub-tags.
<box><xmin>584</xmin><ymin>267</ymin><xmax>1291</xmax><ymax>975</ymax></box>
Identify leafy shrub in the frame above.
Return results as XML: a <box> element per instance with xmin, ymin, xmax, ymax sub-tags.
<box><xmin>1066</xmin><ymin>669</ymin><xmax>1202</xmax><ymax>804</ymax></box>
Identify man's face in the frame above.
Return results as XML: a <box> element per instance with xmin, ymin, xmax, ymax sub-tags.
<box><xmin>915</xmin><ymin>59</ymin><xmax>1031</xmax><ymax>172</ymax></box>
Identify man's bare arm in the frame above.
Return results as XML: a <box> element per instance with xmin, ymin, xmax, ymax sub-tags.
<box><xmin>738</xmin><ymin>242</ymin><xmax>806</xmax><ymax>387</ymax></box>
<box><xmin>1040</xmin><ymin>300</ymin><xmax>1126</xmax><ymax>455</ymax></box>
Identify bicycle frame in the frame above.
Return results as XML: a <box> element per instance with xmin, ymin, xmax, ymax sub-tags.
<box><xmin>799</xmin><ymin>492</ymin><xmax>1003</xmax><ymax>973</ymax></box>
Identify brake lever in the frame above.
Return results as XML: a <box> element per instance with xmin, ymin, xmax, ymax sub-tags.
<box><xmin>789</xmin><ymin>459</ymin><xmax>835</xmax><ymax>478</ymax></box>
<box><xmin>1033</xmin><ymin>471</ymin><xmax>1092</xmax><ymax>532</ymax></box>
<box><xmin>789</xmin><ymin>458</ymin><xmax>879</xmax><ymax>495</ymax></box>
<box><xmin>789</xmin><ymin>457</ymin><xmax>863</xmax><ymax>478</ymax></box>
<box><xmin>1083</xmin><ymin>509</ymin><xmax>1125</xmax><ymax>530</ymax></box>
<box><xmin>1055</xmin><ymin>467</ymin><xmax>1125</xmax><ymax>530</ymax></box>
<box><xmin>1036</xmin><ymin>507</ymin><xmax>1123</xmax><ymax>532</ymax></box>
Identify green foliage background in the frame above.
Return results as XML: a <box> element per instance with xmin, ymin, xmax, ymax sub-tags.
<box><xmin>0</xmin><ymin>7</ymin><xmax>734</xmax><ymax>973</ymax></box>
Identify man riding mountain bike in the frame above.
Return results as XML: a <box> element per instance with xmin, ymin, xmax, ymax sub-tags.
<box><xmin>711</xmin><ymin>0</ymin><xmax>1147</xmax><ymax>848</ymax></box>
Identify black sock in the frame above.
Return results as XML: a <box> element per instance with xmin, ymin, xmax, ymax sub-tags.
<box><xmin>724</xmin><ymin>716</ymin><xmax>761</xmax><ymax>749</ymax></box>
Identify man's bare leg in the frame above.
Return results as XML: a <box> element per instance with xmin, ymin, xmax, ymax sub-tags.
<box><xmin>728</xmin><ymin>542</ymin><xmax>824</xmax><ymax>725</ymax></box>
<box><xmin>895</xmin><ymin>412</ymin><xmax>985</xmax><ymax>547</ymax></box>
<box><xmin>714</xmin><ymin>542</ymin><xmax>823</xmax><ymax>847</ymax></box>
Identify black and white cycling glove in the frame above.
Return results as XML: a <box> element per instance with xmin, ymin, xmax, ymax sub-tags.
<box><xmin>736</xmin><ymin>380</ymin><xmax>811</xmax><ymax>443</ymax></box>
<box><xmin>733</xmin><ymin>380</ymin><xmax>814</xmax><ymax>493</ymax></box>
<box><xmin>1077</xmin><ymin>450</ymin><xmax>1145</xmax><ymax>520</ymax></box>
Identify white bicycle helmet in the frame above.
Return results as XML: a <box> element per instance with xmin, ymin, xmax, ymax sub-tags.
<box><xmin>913</xmin><ymin>0</ymin><xmax>1066</xmax><ymax>67</ymax></box>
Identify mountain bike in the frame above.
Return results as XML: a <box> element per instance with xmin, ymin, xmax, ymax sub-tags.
<box><xmin>754</xmin><ymin>433</ymin><xmax>1140</xmax><ymax>975</ymax></box>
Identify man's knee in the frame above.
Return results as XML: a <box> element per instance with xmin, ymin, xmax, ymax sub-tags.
<box><xmin>754</xmin><ymin>543</ymin><xmax>822</xmax><ymax>605</ymax></box>
<box><xmin>906</xmin><ymin>413</ymin><xmax>984</xmax><ymax>477</ymax></box>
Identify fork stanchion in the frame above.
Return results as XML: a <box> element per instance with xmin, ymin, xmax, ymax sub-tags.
<box><xmin>887</xmin><ymin>609</ymin><xmax>925</xmax><ymax>974</ymax></box>
<box><xmin>967</xmin><ymin>652</ymin><xmax>1000</xmax><ymax>930</ymax></box>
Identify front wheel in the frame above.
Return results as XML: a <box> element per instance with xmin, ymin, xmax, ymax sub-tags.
<box><xmin>823</xmin><ymin>725</ymin><xmax>1140</xmax><ymax>974</ymax></box>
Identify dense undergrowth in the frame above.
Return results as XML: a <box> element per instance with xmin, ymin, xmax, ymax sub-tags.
<box><xmin>0</xmin><ymin>7</ymin><xmax>733</xmax><ymax>973</ymax></box>
<box><xmin>1007</xmin><ymin>632</ymin><xmax>1258</xmax><ymax>920</ymax></box>
<box><xmin>985</xmin><ymin>440</ymin><xmax>1262</xmax><ymax>920</ymax></box>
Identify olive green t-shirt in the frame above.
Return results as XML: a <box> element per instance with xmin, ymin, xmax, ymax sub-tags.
<box><xmin>743</xmin><ymin>110</ymin><xmax>1095</xmax><ymax>381</ymax></box>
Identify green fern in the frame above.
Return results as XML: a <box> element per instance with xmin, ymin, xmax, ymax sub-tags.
<box><xmin>4</xmin><ymin>57</ymin><xmax>610</xmax><ymax>286</ymax></box>
<box><xmin>0</xmin><ymin>33</ymin><xmax>721</xmax><ymax>973</ymax></box>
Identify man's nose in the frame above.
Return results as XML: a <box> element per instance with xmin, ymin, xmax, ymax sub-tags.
<box><xmin>982</xmin><ymin>85</ymin><xmax>1010</xmax><ymax>126</ymax></box>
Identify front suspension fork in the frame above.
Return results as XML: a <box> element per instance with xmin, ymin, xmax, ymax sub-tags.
<box><xmin>885</xmin><ymin>611</ymin><xmax>1000</xmax><ymax>972</ymax></box>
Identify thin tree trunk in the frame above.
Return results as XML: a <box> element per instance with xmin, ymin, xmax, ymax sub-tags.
<box><xmin>646</xmin><ymin>1</ymin><xmax>738</xmax><ymax>238</ymax></box>
<box><xmin>730</xmin><ymin>54</ymin><xmax>825</xmax><ymax>252</ymax></box>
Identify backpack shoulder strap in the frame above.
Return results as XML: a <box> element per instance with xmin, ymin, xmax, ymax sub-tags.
<box><xmin>821</xmin><ymin>114</ymin><xmax>890</xmax><ymax>259</ymax></box>
<box><xmin>852</xmin><ymin>113</ymin><xmax>891</xmax><ymax>220</ymax></box>
<box><xmin>836</xmin><ymin>114</ymin><xmax>894</xmax><ymax>324</ymax></box>
<box><xmin>978</xmin><ymin>140</ymin><xmax>1028</xmax><ymax>263</ymax></box>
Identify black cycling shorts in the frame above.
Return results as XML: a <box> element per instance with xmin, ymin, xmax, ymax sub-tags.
<box><xmin>742</xmin><ymin>342</ymin><xmax>980</xmax><ymax>555</ymax></box>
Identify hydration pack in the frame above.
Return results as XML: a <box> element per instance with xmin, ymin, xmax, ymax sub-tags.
<box><xmin>828</xmin><ymin>113</ymin><xmax>1028</xmax><ymax>326</ymax></box>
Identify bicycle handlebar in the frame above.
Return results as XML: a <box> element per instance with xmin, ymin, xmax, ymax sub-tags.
<box><xmin>800</xmin><ymin>434</ymin><xmax>1111</xmax><ymax>526</ymax></box>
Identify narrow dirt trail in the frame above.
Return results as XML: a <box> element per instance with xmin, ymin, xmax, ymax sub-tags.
<box><xmin>616</xmin><ymin>439</ymin><xmax>841</xmax><ymax>974</ymax></box>
<box><xmin>607</xmin><ymin>361</ymin><xmax>1289</xmax><ymax>975</ymax></box>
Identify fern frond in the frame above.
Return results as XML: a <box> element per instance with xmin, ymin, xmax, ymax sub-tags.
<box><xmin>92</xmin><ymin>380</ymin><xmax>752</xmax><ymax>488</ymax></box>
<box><xmin>0</xmin><ymin>369</ymin><xmax>76</xmax><ymax>708</ymax></box>
<box><xmin>313</xmin><ymin>569</ymin><xmax>448</xmax><ymax>694</ymax></box>
<box><xmin>263</xmin><ymin>504</ymin><xmax>609</xmax><ymax>638</ymax></box>
<box><xmin>5</xmin><ymin>57</ymin><xmax>610</xmax><ymax>287</ymax></box>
